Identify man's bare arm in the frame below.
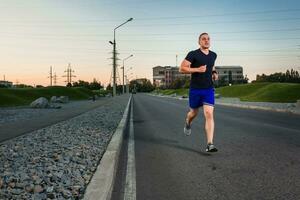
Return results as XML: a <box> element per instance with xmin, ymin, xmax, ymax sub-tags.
<box><xmin>212</xmin><ymin>66</ymin><xmax>219</xmax><ymax>80</ymax></box>
<box><xmin>179</xmin><ymin>59</ymin><xmax>206</xmax><ymax>74</ymax></box>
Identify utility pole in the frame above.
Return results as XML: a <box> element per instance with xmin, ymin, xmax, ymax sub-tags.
<box><xmin>113</xmin><ymin>40</ymin><xmax>116</xmax><ymax>96</ymax></box>
<box><xmin>63</xmin><ymin>63</ymin><xmax>76</xmax><ymax>86</ymax></box>
<box><xmin>122</xmin><ymin>55</ymin><xmax>133</xmax><ymax>94</ymax></box>
<box><xmin>53</xmin><ymin>72</ymin><xmax>58</xmax><ymax>86</ymax></box>
<box><xmin>3</xmin><ymin>75</ymin><xmax>5</xmax><ymax>81</ymax></box>
<box><xmin>176</xmin><ymin>54</ymin><xmax>178</xmax><ymax>67</ymax></box>
<box><xmin>69</xmin><ymin>64</ymin><xmax>75</xmax><ymax>84</ymax></box>
<box><xmin>48</xmin><ymin>66</ymin><xmax>53</xmax><ymax>86</ymax></box>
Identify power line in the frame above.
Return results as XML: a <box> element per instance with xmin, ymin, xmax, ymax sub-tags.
<box><xmin>136</xmin><ymin>8</ymin><xmax>300</xmax><ymax>21</ymax></box>
<box><xmin>114</xmin><ymin>51</ymin><xmax>300</xmax><ymax>56</ymax></box>
<box><xmin>1</xmin><ymin>28</ymin><xmax>299</xmax><ymax>40</ymax></box>
<box><xmin>0</xmin><ymin>8</ymin><xmax>299</xmax><ymax>23</ymax></box>
<box><xmin>2</xmin><ymin>16</ymin><xmax>300</xmax><ymax>28</ymax></box>
<box><xmin>129</xmin><ymin>17</ymin><xmax>300</xmax><ymax>27</ymax></box>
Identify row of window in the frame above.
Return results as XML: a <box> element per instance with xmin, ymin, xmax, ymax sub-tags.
<box><xmin>219</xmin><ymin>70</ymin><xmax>243</xmax><ymax>74</ymax></box>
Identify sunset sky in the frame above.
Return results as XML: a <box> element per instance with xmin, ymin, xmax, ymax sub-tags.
<box><xmin>0</xmin><ymin>0</ymin><xmax>300</xmax><ymax>87</ymax></box>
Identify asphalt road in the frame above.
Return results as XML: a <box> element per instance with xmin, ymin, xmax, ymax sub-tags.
<box><xmin>114</xmin><ymin>93</ymin><xmax>300</xmax><ymax>200</ymax></box>
<box><xmin>0</xmin><ymin>97</ymin><xmax>115</xmax><ymax>143</ymax></box>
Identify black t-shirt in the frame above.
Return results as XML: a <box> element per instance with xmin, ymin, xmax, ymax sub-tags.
<box><xmin>185</xmin><ymin>49</ymin><xmax>217</xmax><ymax>89</ymax></box>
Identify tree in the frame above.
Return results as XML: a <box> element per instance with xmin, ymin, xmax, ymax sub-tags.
<box><xmin>255</xmin><ymin>68</ymin><xmax>300</xmax><ymax>83</ymax></box>
<box><xmin>129</xmin><ymin>79</ymin><xmax>154</xmax><ymax>92</ymax></box>
<box><xmin>72</xmin><ymin>79</ymin><xmax>104</xmax><ymax>90</ymax></box>
<box><xmin>89</xmin><ymin>78</ymin><xmax>103</xmax><ymax>90</ymax></box>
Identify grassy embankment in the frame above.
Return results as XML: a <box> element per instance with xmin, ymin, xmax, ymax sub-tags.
<box><xmin>0</xmin><ymin>86</ymin><xmax>94</xmax><ymax>107</ymax></box>
<box><xmin>153</xmin><ymin>82</ymin><xmax>300</xmax><ymax>103</ymax></box>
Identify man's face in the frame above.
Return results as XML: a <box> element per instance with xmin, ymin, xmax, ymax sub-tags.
<box><xmin>199</xmin><ymin>34</ymin><xmax>210</xmax><ymax>49</ymax></box>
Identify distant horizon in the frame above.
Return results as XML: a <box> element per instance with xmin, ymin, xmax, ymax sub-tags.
<box><xmin>3</xmin><ymin>65</ymin><xmax>300</xmax><ymax>87</ymax></box>
<box><xmin>1</xmin><ymin>0</ymin><xmax>300</xmax><ymax>86</ymax></box>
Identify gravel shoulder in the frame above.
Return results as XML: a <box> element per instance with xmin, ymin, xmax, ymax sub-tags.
<box><xmin>0</xmin><ymin>98</ymin><xmax>117</xmax><ymax>143</ymax></box>
<box><xmin>0</xmin><ymin>94</ymin><xmax>130</xmax><ymax>200</ymax></box>
<box><xmin>0</xmin><ymin>99</ymin><xmax>106</xmax><ymax>125</ymax></box>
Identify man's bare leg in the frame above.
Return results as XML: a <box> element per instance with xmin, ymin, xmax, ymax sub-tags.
<box><xmin>203</xmin><ymin>105</ymin><xmax>214</xmax><ymax>144</ymax></box>
<box><xmin>184</xmin><ymin>108</ymin><xmax>198</xmax><ymax>136</ymax></box>
<box><xmin>186</xmin><ymin>108</ymin><xmax>199</xmax><ymax>125</ymax></box>
<box><xmin>203</xmin><ymin>105</ymin><xmax>217</xmax><ymax>152</ymax></box>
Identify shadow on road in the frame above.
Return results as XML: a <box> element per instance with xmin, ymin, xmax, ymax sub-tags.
<box><xmin>134</xmin><ymin>134</ymin><xmax>211</xmax><ymax>157</ymax></box>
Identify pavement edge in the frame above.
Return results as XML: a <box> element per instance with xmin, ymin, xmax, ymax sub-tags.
<box><xmin>83</xmin><ymin>94</ymin><xmax>132</xmax><ymax>200</ymax></box>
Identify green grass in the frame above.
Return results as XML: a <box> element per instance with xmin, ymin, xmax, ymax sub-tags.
<box><xmin>216</xmin><ymin>82</ymin><xmax>300</xmax><ymax>103</ymax></box>
<box><xmin>0</xmin><ymin>86</ymin><xmax>94</xmax><ymax>107</ymax></box>
<box><xmin>154</xmin><ymin>82</ymin><xmax>300</xmax><ymax>103</ymax></box>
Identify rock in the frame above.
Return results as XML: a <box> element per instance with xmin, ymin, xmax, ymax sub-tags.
<box><xmin>52</xmin><ymin>153</ymin><xmax>61</xmax><ymax>161</ymax></box>
<box><xmin>46</xmin><ymin>186</ymin><xmax>54</xmax><ymax>193</ymax></box>
<box><xmin>71</xmin><ymin>188</ymin><xmax>79</xmax><ymax>197</ymax></box>
<box><xmin>0</xmin><ymin>178</ymin><xmax>3</xmax><ymax>188</ymax></box>
<box><xmin>11</xmin><ymin>188</ymin><xmax>23</xmax><ymax>195</ymax></box>
<box><xmin>8</xmin><ymin>181</ymin><xmax>16</xmax><ymax>188</ymax></box>
<box><xmin>33</xmin><ymin>193</ymin><xmax>47</xmax><ymax>199</ymax></box>
<box><xmin>50</xmin><ymin>96</ymin><xmax>58</xmax><ymax>103</ymax></box>
<box><xmin>34</xmin><ymin>185</ymin><xmax>44</xmax><ymax>193</ymax></box>
<box><xmin>61</xmin><ymin>189</ymin><xmax>72</xmax><ymax>198</ymax></box>
<box><xmin>297</xmin><ymin>100</ymin><xmax>300</xmax><ymax>108</ymax></box>
<box><xmin>30</xmin><ymin>97</ymin><xmax>49</xmax><ymax>108</ymax></box>
<box><xmin>287</xmin><ymin>103</ymin><xmax>296</xmax><ymax>108</ymax></box>
<box><xmin>57</xmin><ymin>96</ymin><xmax>69</xmax><ymax>103</ymax></box>
<box><xmin>15</xmin><ymin>182</ymin><xmax>25</xmax><ymax>189</ymax></box>
<box><xmin>47</xmin><ymin>192</ymin><xmax>56</xmax><ymax>199</ymax></box>
<box><xmin>25</xmin><ymin>184</ymin><xmax>34</xmax><ymax>193</ymax></box>
<box><xmin>32</xmin><ymin>175</ymin><xmax>42</xmax><ymax>184</ymax></box>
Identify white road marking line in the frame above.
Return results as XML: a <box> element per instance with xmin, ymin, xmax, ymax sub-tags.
<box><xmin>124</xmin><ymin>99</ymin><xmax>136</xmax><ymax>200</ymax></box>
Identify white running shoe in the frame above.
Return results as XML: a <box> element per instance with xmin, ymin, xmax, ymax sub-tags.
<box><xmin>184</xmin><ymin>121</ymin><xmax>191</xmax><ymax>136</ymax></box>
<box><xmin>206</xmin><ymin>143</ymin><xmax>218</xmax><ymax>152</ymax></box>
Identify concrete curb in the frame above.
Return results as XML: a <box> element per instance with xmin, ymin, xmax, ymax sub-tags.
<box><xmin>148</xmin><ymin>93</ymin><xmax>300</xmax><ymax>115</ymax></box>
<box><xmin>83</xmin><ymin>94</ymin><xmax>132</xmax><ymax>200</ymax></box>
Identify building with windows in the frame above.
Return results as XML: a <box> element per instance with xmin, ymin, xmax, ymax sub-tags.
<box><xmin>153</xmin><ymin>66</ymin><xmax>189</xmax><ymax>88</ymax></box>
<box><xmin>215</xmin><ymin>66</ymin><xmax>244</xmax><ymax>85</ymax></box>
<box><xmin>0</xmin><ymin>80</ymin><xmax>13</xmax><ymax>87</ymax></box>
<box><xmin>153</xmin><ymin>65</ymin><xmax>244</xmax><ymax>88</ymax></box>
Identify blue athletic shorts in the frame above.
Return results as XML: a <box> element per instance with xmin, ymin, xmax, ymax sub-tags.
<box><xmin>189</xmin><ymin>87</ymin><xmax>215</xmax><ymax>108</ymax></box>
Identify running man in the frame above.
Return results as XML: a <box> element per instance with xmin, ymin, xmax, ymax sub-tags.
<box><xmin>179</xmin><ymin>32</ymin><xmax>218</xmax><ymax>152</ymax></box>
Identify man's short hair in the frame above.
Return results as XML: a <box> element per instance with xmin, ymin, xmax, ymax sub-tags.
<box><xmin>199</xmin><ymin>32</ymin><xmax>209</xmax><ymax>41</ymax></box>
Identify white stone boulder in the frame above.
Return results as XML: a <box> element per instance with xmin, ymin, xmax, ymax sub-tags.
<box><xmin>296</xmin><ymin>100</ymin><xmax>300</xmax><ymax>108</ymax></box>
<box><xmin>57</xmin><ymin>96</ymin><xmax>69</xmax><ymax>103</ymax></box>
<box><xmin>50</xmin><ymin>96</ymin><xmax>58</xmax><ymax>103</ymax></box>
<box><xmin>30</xmin><ymin>97</ymin><xmax>49</xmax><ymax>108</ymax></box>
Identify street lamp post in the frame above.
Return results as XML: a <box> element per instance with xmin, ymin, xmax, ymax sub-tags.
<box><xmin>109</xmin><ymin>18</ymin><xmax>133</xmax><ymax>97</ymax></box>
<box><xmin>125</xmin><ymin>75</ymin><xmax>129</xmax><ymax>93</ymax></box>
<box><xmin>125</xmin><ymin>72</ymin><xmax>134</xmax><ymax>93</ymax></box>
<box><xmin>122</xmin><ymin>55</ymin><xmax>133</xmax><ymax>94</ymax></box>
<box><xmin>125</xmin><ymin>68</ymin><xmax>132</xmax><ymax>93</ymax></box>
